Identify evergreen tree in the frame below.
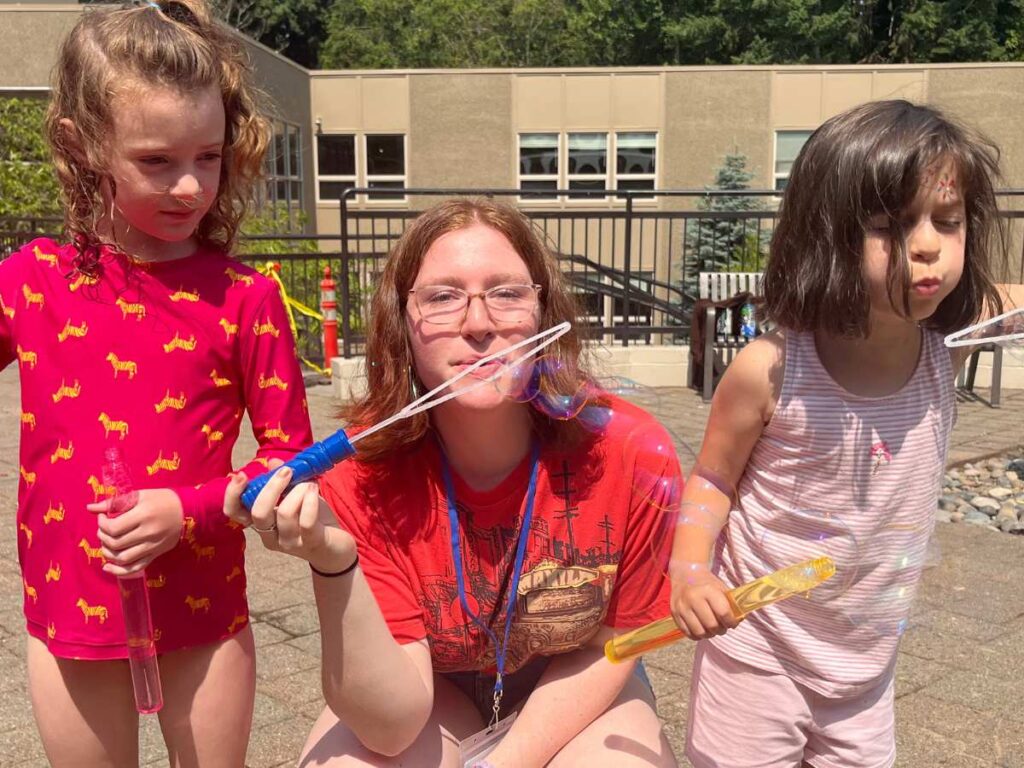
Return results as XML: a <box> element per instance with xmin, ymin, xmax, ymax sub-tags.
<box><xmin>681</xmin><ymin>153</ymin><xmax>769</xmax><ymax>294</ymax></box>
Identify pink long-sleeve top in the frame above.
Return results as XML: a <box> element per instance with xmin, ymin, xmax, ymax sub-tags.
<box><xmin>4</xmin><ymin>238</ymin><xmax>312</xmax><ymax>659</ymax></box>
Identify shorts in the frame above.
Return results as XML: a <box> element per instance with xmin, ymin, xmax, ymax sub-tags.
<box><xmin>686</xmin><ymin>641</ymin><xmax>895</xmax><ymax>768</ymax></box>
<box><xmin>442</xmin><ymin>655</ymin><xmax>654</xmax><ymax>724</ymax></box>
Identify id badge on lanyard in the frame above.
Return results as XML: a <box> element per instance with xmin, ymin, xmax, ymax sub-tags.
<box><xmin>458</xmin><ymin>710</ymin><xmax>517</xmax><ymax>767</ymax></box>
<box><xmin>440</xmin><ymin>442</ymin><xmax>540</xmax><ymax>767</ymax></box>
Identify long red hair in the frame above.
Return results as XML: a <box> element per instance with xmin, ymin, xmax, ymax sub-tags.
<box><xmin>342</xmin><ymin>198</ymin><xmax>593</xmax><ymax>461</ymax></box>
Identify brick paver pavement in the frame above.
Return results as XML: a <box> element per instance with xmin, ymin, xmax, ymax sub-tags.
<box><xmin>0</xmin><ymin>367</ymin><xmax>1020</xmax><ymax>766</ymax></box>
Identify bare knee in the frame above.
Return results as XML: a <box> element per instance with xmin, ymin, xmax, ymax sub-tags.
<box><xmin>299</xmin><ymin>706</ymin><xmax>452</xmax><ymax>768</ymax></box>
<box><xmin>548</xmin><ymin>673</ymin><xmax>678</xmax><ymax>768</ymax></box>
<box><xmin>300</xmin><ymin>675</ymin><xmax>482</xmax><ymax>768</ymax></box>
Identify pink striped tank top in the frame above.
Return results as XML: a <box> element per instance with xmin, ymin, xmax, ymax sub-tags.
<box><xmin>710</xmin><ymin>329</ymin><xmax>955</xmax><ymax>697</ymax></box>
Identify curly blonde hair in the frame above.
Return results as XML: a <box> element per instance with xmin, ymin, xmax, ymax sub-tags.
<box><xmin>45</xmin><ymin>0</ymin><xmax>269</xmax><ymax>273</ymax></box>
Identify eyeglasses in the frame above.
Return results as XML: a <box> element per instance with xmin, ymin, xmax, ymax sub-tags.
<box><xmin>408</xmin><ymin>283</ymin><xmax>542</xmax><ymax>326</ymax></box>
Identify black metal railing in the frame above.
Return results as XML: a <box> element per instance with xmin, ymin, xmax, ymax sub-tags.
<box><xmin>3</xmin><ymin>187</ymin><xmax>1023</xmax><ymax>365</ymax></box>
<box><xmin>335</xmin><ymin>187</ymin><xmax>1024</xmax><ymax>356</ymax></box>
<box><xmin>0</xmin><ymin>216</ymin><xmax>63</xmax><ymax>257</ymax></box>
<box><xmin>335</xmin><ymin>188</ymin><xmax>788</xmax><ymax>356</ymax></box>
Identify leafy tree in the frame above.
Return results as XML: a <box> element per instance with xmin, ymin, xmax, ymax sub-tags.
<box><xmin>239</xmin><ymin>204</ymin><xmax>342</xmax><ymax>365</ymax></box>
<box><xmin>240</xmin><ymin>203</ymin><xmax>315</xmax><ymax>255</ymax></box>
<box><xmin>566</xmin><ymin>0</ymin><xmax>667</xmax><ymax>66</ymax></box>
<box><xmin>321</xmin><ymin>0</ymin><xmax>509</xmax><ymax>69</ymax></box>
<box><xmin>239</xmin><ymin>203</ymin><xmax>322</xmax><ymax>318</ymax></box>
<box><xmin>882</xmin><ymin>0</ymin><xmax>1008</xmax><ymax>62</ymax></box>
<box><xmin>506</xmin><ymin>0</ymin><xmax>583</xmax><ymax>66</ymax></box>
<box><xmin>210</xmin><ymin>0</ymin><xmax>331</xmax><ymax>69</ymax></box>
<box><xmin>220</xmin><ymin>0</ymin><xmax>1024</xmax><ymax>68</ymax></box>
<box><xmin>0</xmin><ymin>98</ymin><xmax>61</xmax><ymax>220</ymax></box>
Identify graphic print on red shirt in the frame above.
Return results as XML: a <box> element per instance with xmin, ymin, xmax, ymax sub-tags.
<box><xmin>322</xmin><ymin>396</ymin><xmax>681</xmax><ymax>674</ymax></box>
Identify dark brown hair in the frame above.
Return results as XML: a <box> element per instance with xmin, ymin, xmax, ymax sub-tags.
<box><xmin>762</xmin><ymin>99</ymin><xmax>1006</xmax><ymax>336</ymax></box>
<box><xmin>45</xmin><ymin>0</ymin><xmax>269</xmax><ymax>274</ymax></box>
<box><xmin>343</xmin><ymin>198</ymin><xmax>592</xmax><ymax>461</ymax></box>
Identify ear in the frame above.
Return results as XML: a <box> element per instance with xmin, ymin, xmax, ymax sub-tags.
<box><xmin>58</xmin><ymin>118</ymin><xmax>88</xmax><ymax>163</ymax></box>
<box><xmin>61</xmin><ymin>119</ymin><xmax>114</xmax><ymax>200</ymax></box>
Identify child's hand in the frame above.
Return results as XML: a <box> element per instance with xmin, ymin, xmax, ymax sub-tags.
<box><xmin>670</xmin><ymin>564</ymin><xmax>741</xmax><ymax>640</ymax></box>
<box><xmin>88</xmin><ymin>489</ymin><xmax>184</xmax><ymax>577</ymax></box>
<box><xmin>223</xmin><ymin>467</ymin><xmax>357</xmax><ymax>575</ymax></box>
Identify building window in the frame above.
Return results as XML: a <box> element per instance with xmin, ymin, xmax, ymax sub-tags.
<box><xmin>365</xmin><ymin>134</ymin><xmax>406</xmax><ymax>201</ymax></box>
<box><xmin>567</xmin><ymin>133</ymin><xmax>607</xmax><ymax>199</ymax></box>
<box><xmin>316</xmin><ymin>134</ymin><xmax>356</xmax><ymax>203</ymax></box>
<box><xmin>774</xmin><ymin>130</ymin><xmax>812</xmax><ymax>191</ymax></box>
<box><xmin>266</xmin><ymin>120</ymin><xmax>303</xmax><ymax>220</ymax></box>
<box><xmin>519</xmin><ymin>133</ymin><xmax>559</xmax><ymax>200</ymax></box>
<box><xmin>517</xmin><ymin>131</ymin><xmax>657</xmax><ymax>202</ymax></box>
<box><xmin>316</xmin><ymin>133</ymin><xmax>406</xmax><ymax>203</ymax></box>
<box><xmin>615</xmin><ymin>132</ymin><xmax>656</xmax><ymax>199</ymax></box>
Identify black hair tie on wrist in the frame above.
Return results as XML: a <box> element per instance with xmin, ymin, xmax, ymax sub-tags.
<box><xmin>310</xmin><ymin>554</ymin><xmax>359</xmax><ymax>578</ymax></box>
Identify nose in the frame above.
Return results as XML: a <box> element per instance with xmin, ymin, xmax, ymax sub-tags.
<box><xmin>460</xmin><ymin>293</ymin><xmax>495</xmax><ymax>342</ymax></box>
<box><xmin>907</xmin><ymin>220</ymin><xmax>940</xmax><ymax>263</ymax></box>
<box><xmin>171</xmin><ymin>172</ymin><xmax>203</xmax><ymax>201</ymax></box>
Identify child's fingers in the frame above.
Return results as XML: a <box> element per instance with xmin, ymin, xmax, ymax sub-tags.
<box><xmin>223</xmin><ymin>473</ymin><xmax>250</xmax><ymax>525</ymax></box>
<box><xmin>101</xmin><ymin>541</ymin><xmax>151</xmax><ymax>570</ymax></box>
<box><xmin>102</xmin><ymin>553</ymin><xmax>154</xmax><ymax>577</ymax></box>
<box><xmin>97</xmin><ymin>511</ymin><xmax>141</xmax><ymax>538</ymax></box>
<box><xmin>677</xmin><ymin>607</ymin><xmax>711</xmax><ymax>640</ymax></box>
<box><xmin>712</xmin><ymin>594</ymin><xmax>741</xmax><ymax>629</ymax></box>
<box><xmin>87</xmin><ymin>500</ymin><xmax>113</xmax><ymax>515</ymax></box>
<box><xmin>692</xmin><ymin>600</ymin><xmax>723</xmax><ymax>637</ymax></box>
<box><xmin>97</xmin><ymin>526</ymin><xmax>136</xmax><ymax>552</ymax></box>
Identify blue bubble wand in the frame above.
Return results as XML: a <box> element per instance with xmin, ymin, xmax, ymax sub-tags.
<box><xmin>241</xmin><ymin>321</ymin><xmax>571</xmax><ymax>508</ymax></box>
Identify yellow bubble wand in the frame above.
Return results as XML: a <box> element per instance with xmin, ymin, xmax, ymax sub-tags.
<box><xmin>605</xmin><ymin>556</ymin><xmax>836</xmax><ymax>663</ymax></box>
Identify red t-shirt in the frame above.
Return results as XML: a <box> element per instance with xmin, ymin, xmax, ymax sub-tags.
<box><xmin>320</xmin><ymin>396</ymin><xmax>680</xmax><ymax>674</ymax></box>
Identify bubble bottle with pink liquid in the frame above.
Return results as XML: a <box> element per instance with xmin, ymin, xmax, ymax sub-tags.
<box><xmin>102</xmin><ymin>446</ymin><xmax>164</xmax><ymax>714</ymax></box>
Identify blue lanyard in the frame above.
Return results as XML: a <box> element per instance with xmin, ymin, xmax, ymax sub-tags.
<box><xmin>440</xmin><ymin>441</ymin><xmax>540</xmax><ymax>723</ymax></box>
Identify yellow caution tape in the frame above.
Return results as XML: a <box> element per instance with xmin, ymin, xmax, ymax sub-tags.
<box><xmin>256</xmin><ymin>262</ymin><xmax>330</xmax><ymax>376</ymax></box>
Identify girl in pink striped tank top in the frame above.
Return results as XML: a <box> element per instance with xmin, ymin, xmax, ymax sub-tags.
<box><xmin>671</xmin><ymin>101</ymin><xmax>1009</xmax><ymax>768</ymax></box>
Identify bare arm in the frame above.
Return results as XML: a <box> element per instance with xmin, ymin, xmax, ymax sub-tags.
<box><xmin>311</xmin><ymin>565</ymin><xmax>435</xmax><ymax>756</ymax></box>
<box><xmin>670</xmin><ymin>332</ymin><xmax>784</xmax><ymax>638</ymax></box>
<box><xmin>224</xmin><ymin>471</ymin><xmax>433</xmax><ymax>756</ymax></box>
<box><xmin>482</xmin><ymin>628</ymin><xmax>636</xmax><ymax>768</ymax></box>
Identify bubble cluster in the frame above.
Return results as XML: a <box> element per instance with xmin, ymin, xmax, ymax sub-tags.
<box><xmin>496</xmin><ymin>354</ymin><xmax>595</xmax><ymax>421</ymax></box>
<box><xmin>840</xmin><ymin>518</ymin><xmax>939</xmax><ymax>639</ymax></box>
<box><xmin>756</xmin><ymin>509</ymin><xmax>861</xmax><ymax>605</ymax></box>
<box><xmin>446</xmin><ymin>347</ymin><xmax>939</xmax><ymax>640</ymax></box>
<box><xmin>495</xmin><ymin>363</ymin><xmax>705</xmax><ymax>574</ymax></box>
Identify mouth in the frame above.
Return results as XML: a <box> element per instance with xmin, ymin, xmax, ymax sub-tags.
<box><xmin>912</xmin><ymin>277</ymin><xmax>941</xmax><ymax>297</ymax></box>
<box><xmin>452</xmin><ymin>353</ymin><xmax>517</xmax><ymax>381</ymax></box>
<box><xmin>161</xmin><ymin>210</ymin><xmax>198</xmax><ymax>221</ymax></box>
<box><xmin>453</xmin><ymin>357</ymin><xmax>502</xmax><ymax>371</ymax></box>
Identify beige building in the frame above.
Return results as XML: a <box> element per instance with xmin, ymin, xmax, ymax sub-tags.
<box><xmin>3</xmin><ymin>3</ymin><xmax>1022</xmax><ymax>390</ymax></box>
<box><xmin>306</xmin><ymin>65</ymin><xmax>1024</xmax><ymax>226</ymax></box>
<box><xmin>5</xmin><ymin>4</ymin><xmax>1024</xmax><ymax>228</ymax></box>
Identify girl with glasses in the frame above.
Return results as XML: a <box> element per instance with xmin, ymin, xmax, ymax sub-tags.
<box><xmin>228</xmin><ymin>198</ymin><xmax>682</xmax><ymax>766</ymax></box>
